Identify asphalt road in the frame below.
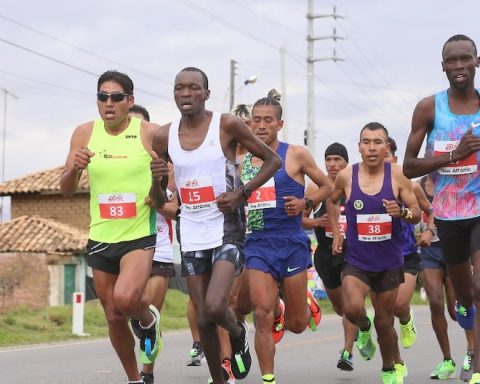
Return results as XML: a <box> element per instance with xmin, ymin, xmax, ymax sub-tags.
<box><xmin>0</xmin><ymin>305</ymin><xmax>469</xmax><ymax>384</ymax></box>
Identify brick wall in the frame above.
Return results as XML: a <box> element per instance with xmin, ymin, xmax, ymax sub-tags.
<box><xmin>0</xmin><ymin>252</ymin><xmax>50</xmax><ymax>311</ymax></box>
<box><xmin>11</xmin><ymin>193</ymin><xmax>89</xmax><ymax>231</ymax></box>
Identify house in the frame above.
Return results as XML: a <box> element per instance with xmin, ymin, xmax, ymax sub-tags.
<box><xmin>0</xmin><ymin>167</ymin><xmax>90</xmax><ymax>309</ymax></box>
<box><xmin>0</xmin><ymin>215</ymin><xmax>88</xmax><ymax>309</ymax></box>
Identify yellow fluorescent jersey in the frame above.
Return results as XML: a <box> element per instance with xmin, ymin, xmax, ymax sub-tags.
<box><xmin>87</xmin><ymin>117</ymin><xmax>156</xmax><ymax>243</ymax></box>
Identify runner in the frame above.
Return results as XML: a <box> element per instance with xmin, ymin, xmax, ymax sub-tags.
<box><xmin>303</xmin><ymin>142</ymin><xmax>357</xmax><ymax>371</ymax></box>
<box><xmin>403</xmin><ymin>34</ymin><xmax>480</xmax><ymax>384</ymax></box>
<box><xmin>128</xmin><ymin>105</ymin><xmax>178</xmax><ymax>384</ymax></box>
<box><xmin>417</xmin><ymin>174</ymin><xmax>474</xmax><ymax>381</ymax></box>
<box><xmin>242</xmin><ymin>95</ymin><xmax>333</xmax><ymax>384</ymax></box>
<box><xmin>60</xmin><ymin>70</ymin><xmax>164</xmax><ymax>384</ymax></box>
<box><xmin>328</xmin><ymin>122</ymin><xmax>420</xmax><ymax>384</ymax></box>
<box><xmin>151</xmin><ymin>67</ymin><xmax>281</xmax><ymax>384</ymax></box>
<box><xmin>385</xmin><ymin>137</ymin><xmax>434</xmax><ymax>381</ymax></box>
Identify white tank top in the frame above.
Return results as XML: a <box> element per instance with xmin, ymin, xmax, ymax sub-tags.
<box><xmin>168</xmin><ymin>113</ymin><xmax>227</xmax><ymax>251</ymax></box>
<box><xmin>154</xmin><ymin>213</ymin><xmax>174</xmax><ymax>263</ymax></box>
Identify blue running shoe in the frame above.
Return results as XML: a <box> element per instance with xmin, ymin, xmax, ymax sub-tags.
<box><xmin>456</xmin><ymin>302</ymin><xmax>476</xmax><ymax>330</ymax></box>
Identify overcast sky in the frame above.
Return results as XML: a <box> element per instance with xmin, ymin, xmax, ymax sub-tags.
<box><xmin>1</xmin><ymin>0</ymin><xmax>480</xmax><ymax>184</ymax></box>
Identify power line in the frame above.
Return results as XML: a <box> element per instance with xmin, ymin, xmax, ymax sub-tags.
<box><xmin>228</xmin><ymin>0</ymin><xmax>304</xmax><ymax>37</ymax></box>
<box><xmin>0</xmin><ymin>13</ymin><xmax>171</xmax><ymax>85</ymax></box>
<box><xmin>177</xmin><ymin>0</ymin><xmax>280</xmax><ymax>50</ymax></box>
<box><xmin>0</xmin><ymin>69</ymin><xmax>90</xmax><ymax>96</ymax></box>
<box><xmin>0</xmin><ymin>37</ymin><xmax>171</xmax><ymax>101</ymax></box>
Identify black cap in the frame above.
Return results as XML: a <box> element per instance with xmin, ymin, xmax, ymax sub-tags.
<box><xmin>325</xmin><ymin>142</ymin><xmax>349</xmax><ymax>163</ymax></box>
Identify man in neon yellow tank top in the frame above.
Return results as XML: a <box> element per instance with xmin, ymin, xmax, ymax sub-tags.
<box><xmin>404</xmin><ymin>35</ymin><xmax>480</xmax><ymax>384</ymax></box>
<box><xmin>61</xmin><ymin>70</ymin><xmax>165</xmax><ymax>384</ymax></box>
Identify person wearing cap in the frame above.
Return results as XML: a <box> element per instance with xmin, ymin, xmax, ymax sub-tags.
<box><xmin>303</xmin><ymin>142</ymin><xmax>358</xmax><ymax>372</ymax></box>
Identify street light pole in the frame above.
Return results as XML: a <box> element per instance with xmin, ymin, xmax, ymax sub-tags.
<box><xmin>0</xmin><ymin>88</ymin><xmax>19</xmax><ymax>223</ymax></box>
<box><xmin>229</xmin><ymin>59</ymin><xmax>257</xmax><ymax>110</ymax></box>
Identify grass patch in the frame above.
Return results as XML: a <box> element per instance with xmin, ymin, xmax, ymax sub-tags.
<box><xmin>0</xmin><ymin>289</ymin><xmax>189</xmax><ymax>347</ymax></box>
<box><xmin>0</xmin><ymin>288</ymin><xmax>427</xmax><ymax>347</ymax></box>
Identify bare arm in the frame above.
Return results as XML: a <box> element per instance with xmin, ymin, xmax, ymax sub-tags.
<box><xmin>228</xmin><ymin>115</ymin><xmax>281</xmax><ymax>193</ymax></box>
<box><xmin>150</xmin><ymin>123</ymin><xmax>170</xmax><ymax>208</ymax></box>
<box><xmin>413</xmin><ymin>182</ymin><xmax>435</xmax><ymax>247</ymax></box>
<box><xmin>217</xmin><ymin>115</ymin><xmax>281</xmax><ymax>212</ymax></box>
<box><xmin>326</xmin><ymin>168</ymin><xmax>348</xmax><ymax>254</ymax></box>
<box><xmin>300</xmin><ymin>146</ymin><xmax>334</xmax><ymax>206</ymax></box>
<box><xmin>396</xmin><ymin>170</ymin><xmax>421</xmax><ymax>224</ymax></box>
<box><xmin>403</xmin><ymin>97</ymin><xmax>450</xmax><ymax>178</ymax></box>
<box><xmin>60</xmin><ymin>123</ymin><xmax>94</xmax><ymax>197</ymax></box>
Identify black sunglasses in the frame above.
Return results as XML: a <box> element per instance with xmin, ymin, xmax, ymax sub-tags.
<box><xmin>97</xmin><ymin>92</ymin><xmax>131</xmax><ymax>102</ymax></box>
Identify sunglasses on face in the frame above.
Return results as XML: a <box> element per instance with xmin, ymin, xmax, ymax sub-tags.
<box><xmin>96</xmin><ymin>92</ymin><xmax>131</xmax><ymax>102</ymax></box>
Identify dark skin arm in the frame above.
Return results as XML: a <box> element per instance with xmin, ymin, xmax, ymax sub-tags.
<box><xmin>150</xmin><ymin>124</ymin><xmax>170</xmax><ymax>209</ymax></box>
<box><xmin>216</xmin><ymin>114</ymin><xmax>281</xmax><ymax>213</ymax></box>
<box><xmin>404</xmin><ymin>96</ymin><xmax>480</xmax><ymax>178</ymax></box>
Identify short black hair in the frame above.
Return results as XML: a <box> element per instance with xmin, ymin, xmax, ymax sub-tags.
<box><xmin>387</xmin><ymin>137</ymin><xmax>397</xmax><ymax>156</ymax></box>
<box><xmin>252</xmin><ymin>97</ymin><xmax>283</xmax><ymax>119</ymax></box>
<box><xmin>179</xmin><ymin>67</ymin><xmax>209</xmax><ymax>89</ymax></box>
<box><xmin>442</xmin><ymin>34</ymin><xmax>477</xmax><ymax>57</ymax></box>
<box><xmin>97</xmin><ymin>70</ymin><xmax>134</xmax><ymax>95</ymax></box>
<box><xmin>360</xmin><ymin>122</ymin><xmax>389</xmax><ymax>141</ymax></box>
<box><xmin>129</xmin><ymin>104</ymin><xmax>150</xmax><ymax>122</ymax></box>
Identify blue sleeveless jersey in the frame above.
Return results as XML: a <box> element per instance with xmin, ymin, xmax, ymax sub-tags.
<box><xmin>425</xmin><ymin>89</ymin><xmax>480</xmax><ymax>220</ymax></box>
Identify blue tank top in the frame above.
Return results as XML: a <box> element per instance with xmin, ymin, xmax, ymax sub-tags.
<box><xmin>345</xmin><ymin>162</ymin><xmax>403</xmax><ymax>272</ymax></box>
<box><xmin>401</xmin><ymin>221</ymin><xmax>417</xmax><ymax>257</ymax></box>
<box><xmin>242</xmin><ymin>142</ymin><xmax>304</xmax><ymax>237</ymax></box>
<box><xmin>425</xmin><ymin>89</ymin><xmax>480</xmax><ymax>220</ymax></box>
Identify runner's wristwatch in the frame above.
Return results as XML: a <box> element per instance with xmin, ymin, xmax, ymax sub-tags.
<box><xmin>239</xmin><ymin>185</ymin><xmax>252</xmax><ymax>201</ymax></box>
<box><xmin>304</xmin><ymin>197</ymin><xmax>314</xmax><ymax>210</ymax></box>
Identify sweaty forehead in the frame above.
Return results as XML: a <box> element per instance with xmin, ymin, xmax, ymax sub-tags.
<box><xmin>443</xmin><ymin>40</ymin><xmax>476</xmax><ymax>58</ymax></box>
<box><xmin>360</xmin><ymin>129</ymin><xmax>387</xmax><ymax>141</ymax></box>
<box><xmin>99</xmin><ymin>80</ymin><xmax>125</xmax><ymax>92</ymax></box>
<box><xmin>252</xmin><ymin>105</ymin><xmax>278</xmax><ymax>118</ymax></box>
<box><xmin>175</xmin><ymin>71</ymin><xmax>204</xmax><ymax>86</ymax></box>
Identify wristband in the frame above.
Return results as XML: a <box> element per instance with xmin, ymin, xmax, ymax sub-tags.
<box><xmin>449</xmin><ymin>150</ymin><xmax>457</xmax><ymax>164</ymax></box>
<box><xmin>425</xmin><ymin>227</ymin><xmax>436</xmax><ymax>237</ymax></box>
<box><xmin>400</xmin><ymin>207</ymin><xmax>413</xmax><ymax>219</ymax></box>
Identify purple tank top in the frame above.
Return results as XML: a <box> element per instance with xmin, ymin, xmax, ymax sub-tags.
<box><xmin>345</xmin><ymin>162</ymin><xmax>403</xmax><ymax>272</ymax></box>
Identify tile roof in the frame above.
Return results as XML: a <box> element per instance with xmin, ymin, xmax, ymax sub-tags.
<box><xmin>0</xmin><ymin>166</ymin><xmax>89</xmax><ymax>196</ymax></box>
<box><xmin>0</xmin><ymin>216</ymin><xmax>87</xmax><ymax>253</ymax></box>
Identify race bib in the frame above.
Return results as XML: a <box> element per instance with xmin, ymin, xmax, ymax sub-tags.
<box><xmin>434</xmin><ymin>140</ymin><xmax>477</xmax><ymax>175</ymax></box>
<box><xmin>98</xmin><ymin>193</ymin><xmax>137</xmax><ymax>219</ymax></box>
<box><xmin>325</xmin><ymin>215</ymin><xmax>347</xmax><ymax>238</ymax></box>
<box><xmin>247</xmin><ymin>177</ymin><xmax>276</xmax><ymax>210</ymax></box>
<box><xmin>179</xmin><ymin>176</ymin><xmax>216</xmax><ymax>212</ymax></box>
<box><xmin>357</xmin><ymin>213</ymin><xmax>392</xmax><ymax>242</ymax></box>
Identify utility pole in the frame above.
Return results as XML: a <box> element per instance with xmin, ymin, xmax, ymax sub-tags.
<box><xmin>229</xmin><ymin>59</ymin><xmax>237</xmax><ymax>111</ymax></box>
<box><xmin>306</xmin><ymin>2</ymin><xmax>344</xmax><ymax>158</ymax></box>
<box><xmin>0</xmin><ymin>88</ymin><xmax>18</xmax><ymax>223</ymax></box>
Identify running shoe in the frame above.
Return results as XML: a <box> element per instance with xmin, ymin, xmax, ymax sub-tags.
<box><xmin>229</xmin><ymin>321</ymin><xmax>252</xmax><ymax>379</ymax></box>
<box><xmin>141</xmin><ymin>371</ymin><xmax>154</xmax><ymax>384</ymax></box>
<box><xmin>306</xmin><ymin>289</ymin><xmax>321</xmax><ymax>331</ymax></box>
<box><xmin>399</xmin><ymin>309</ymin><xmax>416</xmax><ymax>348</ymax></box>
<box><xmin>222</xmin><ymin>358</ymin><xmax>236</xmax><ymax>384</ymax></box>
<box><xmin>470</xmin><ymin>372</ymin><xmax>480</xmax><ymax>384</ymax></box>
<box><xmin>187</xmin><ymin>341</ymin><xmax>205</xmax><ymax>366</ymax></box>
<box><xmin>456</xmin><ymin>302</ymin><xmax>476</xmax><ymax>330</ymax></box>
<box><xmin>272</xmin><ymin>298</ymin><xmax>285</xmax><ymax>344</ymax></box>
<box><xmin>461</xmin><ymin>352</ymin><xmax>474</xmax><ymax>382</ymax></box>
<box><xmin>262</xmin><ymin>373</ymin><xmax>276</xmax><ymax>383</ymax></box>
<box><xmin>337</xmin><ymin>349</ymin><xmax>354</xmax><ymax>371</ymax></box>
<box><xmin>138</xmin><ymin>305</ymin><xmax>163</xmax><ymax>364</ymax></box>
<box><xmin>430</xmin><ymin>359</ymin><xmax>456</xmax><ymax>379</ymax></box>
<box><xmin>356</xmin><ymin>313</ymin><xmax>376</xmax><ymax>360</ymax></box>
<box><xmin>394</xmin><ymin>362</ymin><xmax>408</xmax><ymax>380</ymax></box>
<box><xmin>381</xmin><ymin>369</ymin><xmax>400</xmax><ymax>384</ymax></box>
